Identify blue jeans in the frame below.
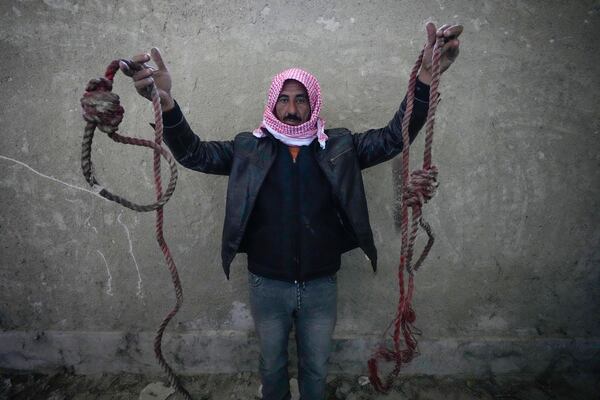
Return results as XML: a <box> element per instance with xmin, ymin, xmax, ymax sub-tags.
<box><xmin>248</xmin><ymin>271</ymin><xmax>337</xmax><ymax>400</ymax></box>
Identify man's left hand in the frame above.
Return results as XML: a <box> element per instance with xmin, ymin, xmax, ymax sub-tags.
<box><xmin>418</xmin><ymin>22</ymin><xmax>463</xmax><ymax>85</ymax></box>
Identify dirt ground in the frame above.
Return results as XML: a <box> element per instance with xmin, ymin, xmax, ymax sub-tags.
<box><xmin>0</xmin><ymin>369</ymin><xmax>597</xmax><ymax>400</ymax></box>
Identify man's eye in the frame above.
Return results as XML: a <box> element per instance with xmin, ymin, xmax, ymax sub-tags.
<box><xmin>278</xmin><ymin>98</ymin><xmax>288</xmax><ymax>103</ymax></box>
<box><xmin>297</xmin><ymin>97</ymin><xmax>307</xmax><ymax>103</ymax></box>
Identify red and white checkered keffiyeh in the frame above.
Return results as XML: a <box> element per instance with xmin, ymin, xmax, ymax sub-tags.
<box><xmin>253</xmin><ymin>68</ymin><xmax>328</xmax><ymax>149</ymax></box>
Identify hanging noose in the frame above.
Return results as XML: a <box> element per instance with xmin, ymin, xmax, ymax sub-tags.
<box><xmin>368</xmin><ymin>34</ymin><xmax>445</xmax><ymax>393</ymax></box>
<box><xmin>80</xmin><ymin>59</ymin><xmax>193</xmax><ymax>400</ymax></box>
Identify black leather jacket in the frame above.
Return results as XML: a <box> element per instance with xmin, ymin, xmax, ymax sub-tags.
<box><xmin>163</xmin><ymin>82</ymin><xmax>430</xmax><ymax>279</ymax></box>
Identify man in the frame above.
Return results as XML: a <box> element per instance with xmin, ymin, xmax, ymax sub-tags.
<box><xmin>121</xmin><ymin>22</ymin><xmax>462</xmax><ymax>400</ymax></box>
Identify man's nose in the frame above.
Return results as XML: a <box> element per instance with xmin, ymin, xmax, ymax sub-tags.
<box><xmin>287</xmin><ymin>100</ymin><xmax>297</xmax><ymax>114</ymax></box>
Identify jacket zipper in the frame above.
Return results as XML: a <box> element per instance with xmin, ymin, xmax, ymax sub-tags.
<box><xmin>293</xmin><ymin>154</ymin><xmax>301</xmax><ymax>280</ymax></box>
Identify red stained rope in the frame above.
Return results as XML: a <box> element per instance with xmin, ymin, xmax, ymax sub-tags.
<box><xmin>368</xmin><ymin>37</ymin><xmax>443</xmax><ymax>393</ymax></box>
<box><xmin>80</xmin><ymin>60</ymin><xmax>192</xmax><ymax>399</ymax></box>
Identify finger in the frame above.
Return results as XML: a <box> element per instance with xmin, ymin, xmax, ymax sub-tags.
<box><xmin>425</xmin><ymin>22</ymin><xmax>436</xmax><ymax>47</ymax></box>
<box><xmin>441</xmin><ymin>40</ymin><xmax>460</xmax><ymax>62</ymax></box>
<box><xmin>137</xmin><ymin>62</ymin><xmax>156</xmax><ymax>72</ymax></box>
<box><xmin>151</xmin><ymin>47</ymin><xmax>168</xmax><ymax>71</ymax></box>
<box><xmin>119</xmin><ymin>60</ymin><xmax>132</xmax><ymax>76</ymax></box>
<box><xmin>445</xmin><ymin>43</ymin><xmax>460</xmax><ymax>56</ymax></box>
<box><xmin>134</xmin><ymin>77</ymin><xmax>154</xmax><ymax>92</ymax></box>
<box><xmin>436</xmin><ymin>24</ymin><xmax>451</xmax><ymax>37</ymax></box>
<box><xmin>131</xmin><ymin>53</ymin><xmax>151</xmax><ymax>63</ymax></box>
<box><xmin>132</xmin><ymin>68</ymin><xmax>153</xmax><ymax>82</ymax></box>
<box><xmin>441</xmin><ymin>37</ymin><xmax>460</xmax><ymax>50</ymax></box>
<box><xmin>443</xmin><ymin>25</ymin><xmax>464</xmax><ymax>39</ymax></box>
<box><xmin>440</xmin><ymin>38</ymin><xmax>459</xmax><ymax>52</ymax></box>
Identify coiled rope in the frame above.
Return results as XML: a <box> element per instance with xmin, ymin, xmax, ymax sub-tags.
<box><xmin>80</xmin><ymin>60</ymin><xmax>192</xmax><ymax>399</ymax></box>
<box><xmin>367</xmin><ymin>36</ymin><xmax>444</xmax><ymax>393</ymax></box>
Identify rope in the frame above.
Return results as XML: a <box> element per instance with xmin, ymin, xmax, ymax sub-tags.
<box><xmin>80</xmin><ymin>60</ymin><xmax>192</xmax><ymax>399</ymax></box>
<box><xmin>367</xmin><ymin>36</ymin><xmax>444</xmax><ymax>393</ymax></box>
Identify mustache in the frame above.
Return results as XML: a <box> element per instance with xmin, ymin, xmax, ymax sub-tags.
<box><xmin>284</xmin><ymin>114</ymin><xmax>301</xmax><ymax>122</ymax></box>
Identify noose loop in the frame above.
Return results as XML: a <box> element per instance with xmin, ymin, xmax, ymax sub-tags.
<box><xmin>368</xmin><ymin>36</ymin><xmax>445</xmax><ymax>393</ymax></box>
<box><xmin>80</xmin><ymin>60</ymin><xmax>193</xmax><ymax>400</ymax></box>
<box><xmin>80</xmin><ymin>60</ymin><xmax>178</xmax><ymax>212</ymax></box>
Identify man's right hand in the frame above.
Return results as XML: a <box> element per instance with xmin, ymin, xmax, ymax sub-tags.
<box><xmin>119</xmin><ymin>47</ymin><xmax>175</xmax><ymax>112</ymax></box>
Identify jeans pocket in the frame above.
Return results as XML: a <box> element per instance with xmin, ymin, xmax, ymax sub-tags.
<box><xmin>248</xmin><ymin>271</ymin><xmax>263</xmax><ymax>288</ymax></box>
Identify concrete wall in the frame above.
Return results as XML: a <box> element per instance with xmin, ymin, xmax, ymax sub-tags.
<box><xmin>1</xmin><ymin>0</ymin><xmax>598</xmax><ymax>377</ymax></box>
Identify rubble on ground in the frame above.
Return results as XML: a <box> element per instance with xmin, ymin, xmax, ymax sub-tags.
<box><xmin>0</xmin><ymin>368</ymin><xmax>597</xmax><ymax>400</ymax></box>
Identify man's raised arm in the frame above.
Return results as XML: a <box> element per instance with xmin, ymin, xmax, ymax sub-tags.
<box><xmin>352</xmin><ymin>22</ymin><xmax>462</xmax><ymax>169</ymax></box>
<box><xmin>120</xmin><ymin>48</ymin><xmax>234</xmax><ymax>176</ymax></box>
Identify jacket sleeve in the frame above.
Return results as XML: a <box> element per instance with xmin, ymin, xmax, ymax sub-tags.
<box><xmin>352</xmin><ymin>79</ymin><xmax>430</xmax><ymax>169</ymax></box>
<box><xmin>161</xmin><ymin>100</ymin><xmax>234</xmax><ymax>176</ymax></box>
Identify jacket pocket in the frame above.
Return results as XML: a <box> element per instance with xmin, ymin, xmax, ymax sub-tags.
<box><xmin>248</xmin><ymin>271</ymin><xmax>263</xmax><ymax>288</ymax></box>
<box><xmin>329</xmin><ymin>147</ymin><xmax>353</xmax><ymax>165</ymax></box>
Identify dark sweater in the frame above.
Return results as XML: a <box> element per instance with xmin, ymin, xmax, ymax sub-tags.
<box><xmin>241</xmin><ymin>137</ymin><xmax>356</xmax><ymax>282</ymax></box>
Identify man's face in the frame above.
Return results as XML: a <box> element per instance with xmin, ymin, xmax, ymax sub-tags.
<box><xmin>274</xmin><ymin>80</ymin><xmax>311</xmax><ymax>126</ymax></box>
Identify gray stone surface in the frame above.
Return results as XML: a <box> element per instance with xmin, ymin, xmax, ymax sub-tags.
<box><xmin>0</xmin><ymin>0</ymin><xmax>599</xmax><ymax>379</ymax></box>
<box><xmin>0</xmin><ymin>331</ymin><xmax>598</xmax><ymax>378</ymax></box>
<box><xmin>138</xmin><ymin>382</ymin><xmax>174</xmax><ymax>400</ymax></box>
<box><xmin>4</xmin><ymin>371</ymin><xmax>596</xmax><ymax>400</ymax></box>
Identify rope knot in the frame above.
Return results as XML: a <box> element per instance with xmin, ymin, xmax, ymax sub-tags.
<box><xmin>403</xmin><ymin>166</ymin><xmax>439</xmax><ymax>209</ymax></box>
<box><xmin>80</xmin><ymin>77</ymin><xmax>124</xmax><ymax>134</ymax></box>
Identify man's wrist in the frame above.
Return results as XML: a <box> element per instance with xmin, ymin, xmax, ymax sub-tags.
<box><xmin>414</xmin><ymin>78</ymin><xmax>430</xmax><ymax>103</ymax></box>
<box><xmin>162</xmin><ymin>96</ymin><xmax>175</xmax><ymax>112</ymax></box>
<box><xmin>417</xmin><ymin>68</ymin><xmax>432</xmax><ymax>86</ymax></box>
<box><xmin>162</xmin><ymin>99</ymin><xmax>184</xmax><ymax>128</ymax></box>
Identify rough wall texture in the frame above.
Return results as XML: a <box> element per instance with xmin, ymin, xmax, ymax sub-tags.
<box><xmin>1</xmin><ymin>0</ymin><xmax>599</xmax><ymax>376</ymax></box>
